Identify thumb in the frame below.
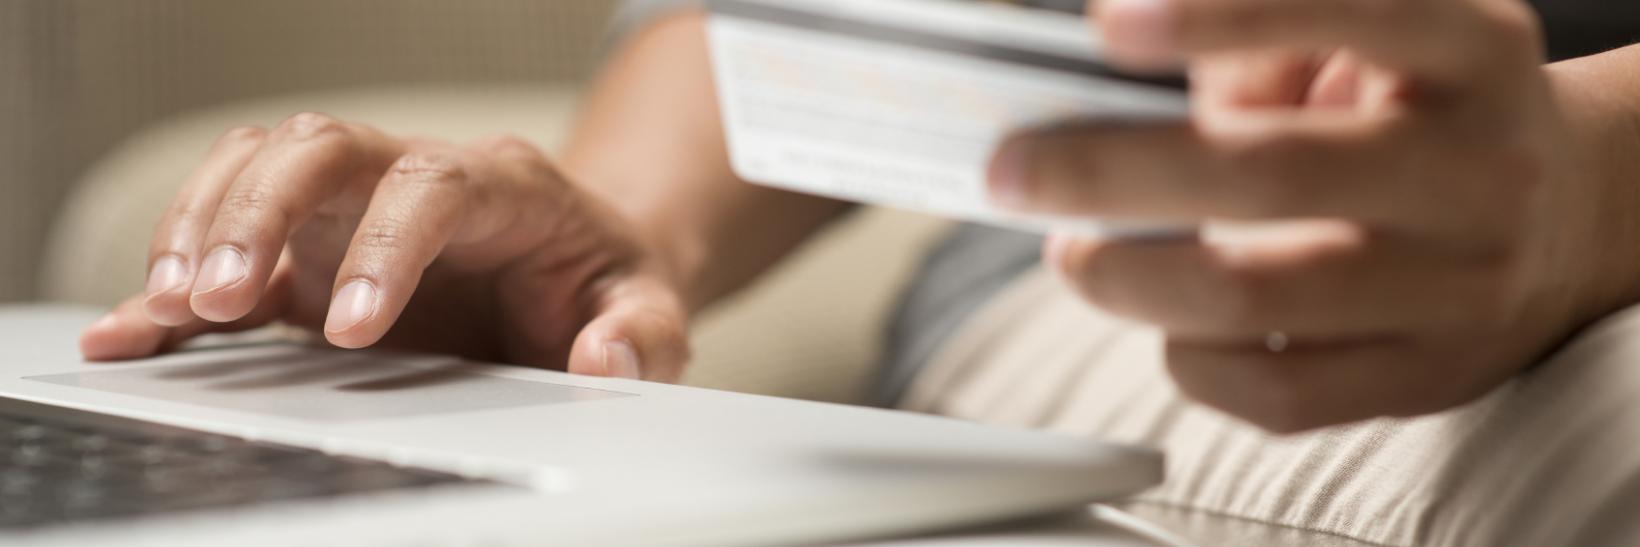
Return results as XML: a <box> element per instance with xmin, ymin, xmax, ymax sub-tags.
<box><xmin>567</xmin><ymin>277</ymin><xmax>692</xmax><ymax>383</ymax></box>
<box><xmin>81</xmin><ymin>267</ymin><xmax>292</xmax><ymax>361</ymax></box>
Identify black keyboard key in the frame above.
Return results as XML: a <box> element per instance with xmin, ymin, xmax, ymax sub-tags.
<box><xmin>0</xmin><ymin>397</ymin><xmax>489</xmax><ymax>530</ymax></box>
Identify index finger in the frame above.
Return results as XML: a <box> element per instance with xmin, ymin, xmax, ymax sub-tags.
<box><xmin>986</xmin><ymin>114</ymin><xmax>1488</xmax><ymax>228</ymax></box>
<box><xmin>188</xmin><ymin>114</ymin><xmax>402</xmax><ymax>323</ymax></box>
<box><xmin>1096</xmin><ymin>0</ymin><xmax>1544</xmax><ymax>90</ymax></box>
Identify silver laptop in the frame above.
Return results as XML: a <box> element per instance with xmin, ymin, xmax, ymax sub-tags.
<box><xmin>0</xmin><ymin>307</ymin><xmax>1160</xmax><ymax>546</ymax></box>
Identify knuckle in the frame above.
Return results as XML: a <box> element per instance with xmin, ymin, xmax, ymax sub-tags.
<box><xmin>1196</xmin><ymin>0</ymin><xmax>1323</xmax><ymax>40</ymax></box>
<box><xmin>217</xmin><ymin>184</ymin><xmax>284</xmax><ymax>219</ymax></box>
<box><xmin>351</xmin><ymin>218</ymin><xmax>417</xmax><ymax>253</ymax></box>
<box><xmin>215</xmin><ymin>126</ymin><xmax>267</xmax><ymax>148</ymax></box>
<box><xmin>275</xmin><ymin>112</ymin><xmax>350</xmax><ymax>143</ymax></box>
<box><xmin>388</xmin><ymin>151</ymin><xmax>469</xmax><ymax>188</ymax></box>
<box><xmin>1183</xmin><ymin>0</ymin><xmax>1263</xmax><ymax>39</ymax></box>
<box><xmin>1479</xmin><ymin>1</ymin><xmax>1544</xmax><ymax>55</ymax></box>
<box><xmin>1347</xmin><ymin>0</ymin><xmax>1412</xmax><ymax>29</ymax></box>
<box><xmin>1205</xmin><ymin>263</ymin><xmax>1277</xmax><ymax>328</ymax></box>
<box><xmin>474</xmin><ymin>134</ymin><xmax>541</xmax><ymax>157</ymax></box>
<box><xmin>473</xmin><ymin>134</ymin><xmax>556</xmax><ymax>176</ymax></box>
<box><xmin>1219</xmin><ymin>135</ymin><xmax>1318</xmax><ymax>216</ymax></box>
<box><xmin>1218</xmin><ymin>3</ymin><xmax>1282</xmax><ymax>36</ymax></box>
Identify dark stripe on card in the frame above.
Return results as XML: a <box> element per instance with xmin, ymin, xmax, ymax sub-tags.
<box><xmin>706</xmin><ymin>0</ymin><xmax>1189</xmax><ymax>91</ymax></box>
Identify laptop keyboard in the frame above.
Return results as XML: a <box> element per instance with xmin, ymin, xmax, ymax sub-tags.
<box><xmin>0</xmin><ymin>396</ymin><xmax>480</xmax><ymax>530</ymax></box>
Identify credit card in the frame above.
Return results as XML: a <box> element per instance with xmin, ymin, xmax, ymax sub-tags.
<box><xmin>706</xmin><ymin>0</ymin><xmax>1192</xmax><ymax>236</ymax></box>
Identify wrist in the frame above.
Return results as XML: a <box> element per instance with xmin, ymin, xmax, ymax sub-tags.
<box><xmin>632</xmin><ymin>214</ymin><xmax>713</xmax><ymax>313</ymax></box>
<box><xmin>560</xmin><ymin>162</ymin><xmax>719</xmax><ymax>313</ymax></box>
<box><xmin>1544</xmin><ymin>47</ymin><xmax>1640</xmax><ymax>322</ymax></box>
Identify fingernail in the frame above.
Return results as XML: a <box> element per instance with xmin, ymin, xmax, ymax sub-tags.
<box><xmin>602</xmin><ymin>340</ymin><xmax>642</xmax><ymax>380</ymax></box>
<box><xmin>89</xmin><ymin>313</ymin><xmax>119</xmax><ymax>332</ymax></box>
<box><xmin>145</xmin><ymin>255</ymin><xmax>189</xmax><ymax>298</ymax></box>
<box><xmin>194</xmin><ymin>247</ymin><xmax>248</xmax><ymax>294</ymax></box>
<box><xmin>325</xmin><ymin>280</ymin><xmax>378</xmax><ymax>334</ymax></box>
<box><xmin>987</xmin><ymin>139</ymin><xmax>1033</xmax><ymax>209</ymax></box>
<box><xmin>1108</xmin><ymin>0</ymin><xmax>1179</xmax><ymax>63</ymax></box>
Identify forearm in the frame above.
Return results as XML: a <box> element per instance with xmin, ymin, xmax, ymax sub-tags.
<box><xmin>560</xmin><ymin>11</ymin><xmax>851</xmax><ymax>311</ymax></box>
<box><xmin>1550</xmin><ymin>44</ymin><xmax>1640</xmax><ymax>183</ymax></box>
<box><xmin>1546</xmin><ymin>43</ymin><xmax>1640</xmax><ymax>317</ymax></box>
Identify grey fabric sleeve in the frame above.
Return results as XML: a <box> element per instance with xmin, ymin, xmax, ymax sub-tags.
<box><xmin>873</xmin><ymin>225</ymin><xmax>1042</xmax><ymax>407</ymax></box>
<box><xmin>610</xmin><ymin>0</ymin><xmax>703</xmax><ymax>42</ymax></box>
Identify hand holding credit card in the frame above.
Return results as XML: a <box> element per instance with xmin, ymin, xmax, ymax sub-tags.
<box><xmin>705</xmin><ymin>0</ymin><xmax>1191</xmax><ymax>236</ymax></box>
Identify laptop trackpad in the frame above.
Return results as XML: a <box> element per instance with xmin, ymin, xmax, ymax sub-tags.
<box><xmin>27</xmin><ymin>351</ymin><xmax>632</xmax><ymax>423</ymax></box>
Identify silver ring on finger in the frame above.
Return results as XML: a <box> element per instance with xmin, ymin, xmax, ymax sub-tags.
<box><xmin>1265</xmin><ymin>331</ymin><xmax>1290</xmax><ymax>354</ymax></box>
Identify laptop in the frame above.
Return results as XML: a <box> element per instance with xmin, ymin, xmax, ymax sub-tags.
<box><xmin>0</xmin><ymin>306</ymin><xmax>1160</xmax><ymax>546</ymax></box>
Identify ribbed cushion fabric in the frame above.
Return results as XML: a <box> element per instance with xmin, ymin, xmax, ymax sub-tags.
<box><xmin>904</xmin><ymin>268</ymin><xmax>1640</xmax><ymax>547</ymax></box>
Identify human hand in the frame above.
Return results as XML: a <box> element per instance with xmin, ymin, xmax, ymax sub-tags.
<box><xmin>988</xmin><ymin>0</ymin><xmax>1633</xmax><ymax>431</ymax></box>
<box><xmin>80</xmin><ymin>113</ymin><xmax>691</xmax><ymax>382</ymax></box>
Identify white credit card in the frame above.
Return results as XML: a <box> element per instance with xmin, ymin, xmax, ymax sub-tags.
<box><xmin>706</xmin><ymin>0</ymin><xmax>1191</xmax><ymax>236</ymax></box>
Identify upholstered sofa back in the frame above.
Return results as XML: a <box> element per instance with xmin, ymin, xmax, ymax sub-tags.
<box><xmin>0</xmin><ymin>0</ymin><xmax>617</xmax><ymax>301</ymax></box>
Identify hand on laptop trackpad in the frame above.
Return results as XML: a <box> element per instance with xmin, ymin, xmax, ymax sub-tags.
<box><xmin>28</xmin><ymin>350</ymin><xmax>631</xmax><ymax>423</ymax></box>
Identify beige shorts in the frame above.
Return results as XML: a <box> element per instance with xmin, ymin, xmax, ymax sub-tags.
<box><xmin>901</xmin><ymin>268</ymin><xmax>1640</xmax><ymax>547</ymax></box>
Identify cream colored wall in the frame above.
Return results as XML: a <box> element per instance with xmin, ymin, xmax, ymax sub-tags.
<box><xmin>0</xmin><ymin>0</ymin><xmax>617</xmax><ymax>302</ymax></box>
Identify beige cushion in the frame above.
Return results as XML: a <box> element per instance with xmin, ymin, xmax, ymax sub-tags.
<box><xmin>43</xmin><ymin>84</ymin><xmax>952</xmax><ymax>403</ymax></box>
<box><xmin>906</xmin><ymin>268</ymin><xmax>1640</xmax><ymax>547</ymax></box>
